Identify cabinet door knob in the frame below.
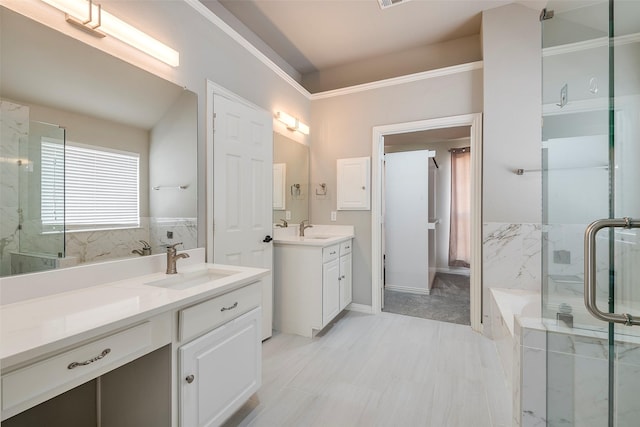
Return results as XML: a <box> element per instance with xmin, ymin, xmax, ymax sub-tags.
<box><xmin>186</xmin><ymin>374</ymin><xmax>195</xmax><ymax>384</ymax></box>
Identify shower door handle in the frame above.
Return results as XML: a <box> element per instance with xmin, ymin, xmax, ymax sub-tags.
<box><xmin>584</xmin><ymin>217</ymin><xmax>640</xmax><ymax>326</ymax></box>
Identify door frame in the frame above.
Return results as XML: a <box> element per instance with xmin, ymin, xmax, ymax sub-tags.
<box><xmin>371</xmin><ymin>113</ymin><xmax>483</xmax><ymax>332</ymax></box>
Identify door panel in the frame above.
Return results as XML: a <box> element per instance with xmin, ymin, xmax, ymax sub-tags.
<box><xmin>384</xmin><ymin>150</ymin><xmax>434</xmax><ymax>293</ymax></box>
<box><xmin>212</xmin><ymin>93</ymin><xmax>273</xmax><ymax>340</ymax></box>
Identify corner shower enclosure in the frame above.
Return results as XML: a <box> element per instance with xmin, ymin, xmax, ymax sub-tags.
<box><xmin>541</xmin><ymin>1</ymin><xmax>640</xmax><ymax>425</ymax></box>
<box><xmin>0</xmin><ymin>101</ymin><xmax>65</xmax><ymax>277</ymax></box>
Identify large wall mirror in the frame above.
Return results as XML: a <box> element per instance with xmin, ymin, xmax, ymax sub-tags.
<box><xmin>273</xmin><ymin>132</ymin><xmax>309</xmax><ymax>225</ymax></box>
<box><xmin>0</xmin><ymin>7</ymin><xmax>198</xmax><ymax>277</ymax></box>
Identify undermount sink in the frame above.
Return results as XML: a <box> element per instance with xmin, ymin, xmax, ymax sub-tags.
<box><xmin>145</xmin><ymin>267</ymin><xmax>237</xmax><ymax>290</ymax></box>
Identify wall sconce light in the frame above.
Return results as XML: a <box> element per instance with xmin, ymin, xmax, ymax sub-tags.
<box><xmin>276</xmin><ymin>111</ymin><xmax>309</xmax><ymax>135</ymax></box>
<box><xmin>41</xmin><ymin>0</ymin><xmax>180</xmax><ymax>67</ymax></box>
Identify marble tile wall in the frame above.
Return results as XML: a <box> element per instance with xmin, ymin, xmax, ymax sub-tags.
<box><xmin>149</xmin><ymin>217</ymin><xmax>197</xmax><ymax>253</ymax></box>
<box><xmin>0</xmin><ymin>101</ymin><xmax>29</xmax><ymax>276</ymax></box>
<box><xmin>483</xmin><ymin>223</ymin><xmax>542</xmax><ymax>328</ymax></box>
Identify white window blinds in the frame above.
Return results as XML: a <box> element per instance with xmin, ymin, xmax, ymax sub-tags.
<box><xmin>41</xmin><ymin>141</ymin><xmax>140</xmax><ymax>231</ymax></box>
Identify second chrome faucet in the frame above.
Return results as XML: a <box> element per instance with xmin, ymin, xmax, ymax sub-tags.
<box><xmin>299</xmin><ymin>220</ymin><xmax>312</xmax><ymax>237</ymax></box>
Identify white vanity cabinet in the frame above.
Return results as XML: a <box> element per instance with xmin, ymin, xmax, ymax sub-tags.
<box><xmin>322</xmin><ymin>245</ymin><xmax>340</xmax><ymax>325</ymax></box>
<box><xmin>339</xmin><ymin>240</ymin><xmax>352</xmax><ymax>310</ymax></box>
<box><xmin>274</xmin><ymin>237</ymin><xmax>353</xmax><ymax>338</ymax></box>
<box><xmin>178</xmin><ymin>283</ymin><xmax>262</xmax><ymax>427</ymax></box>
<box><xmin>1</xmin><ymin>259</ymin><xmax>268</xmax><ymax>427</ymax></box>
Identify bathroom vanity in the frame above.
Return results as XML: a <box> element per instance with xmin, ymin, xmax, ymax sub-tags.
<box><xmin>273</xmin><ymin>226</ymin><xmax>354</xmax><ymax>337</ymax></box>
<box><xmin>0</xmin><ymin>249</ymin><xmax>267</xmax><ymax>427</ymax></box>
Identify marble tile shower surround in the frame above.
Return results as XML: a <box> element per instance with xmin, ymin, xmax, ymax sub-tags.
<box><xmin>0</xmin><ymin>101</ymin><xmax>29</xmax><ymax>277</ymax></box>
<box><xmin>483</xmin><ymin>223</ymin><xmax>541</xmax><ymax>329</ymax></box>
<box><xmin>512</xmin><ymin>316</ymin><xmax>640</xmax><ymax>426</ymax></box>
<box><xmin>483</xmin><ymin>223</ymin><xmax>541</xmax><ymax>290</ymax></box>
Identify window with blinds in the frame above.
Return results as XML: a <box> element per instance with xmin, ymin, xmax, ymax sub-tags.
<box><xmin>41</xmin><ymin>141</ymin><xmax>140</xmax><ymax>231</ymax></box>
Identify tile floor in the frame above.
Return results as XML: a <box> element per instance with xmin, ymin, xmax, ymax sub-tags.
<box><xmin>224</xmin><ymin>311</ymin><xmax>511</xmax><ymax>427</ymax></box>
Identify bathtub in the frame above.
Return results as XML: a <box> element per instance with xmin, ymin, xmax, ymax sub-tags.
<box><xmin>489</xmin><ymin>288</ymin><xmax>542</xmax><ymax>427</ymax></box>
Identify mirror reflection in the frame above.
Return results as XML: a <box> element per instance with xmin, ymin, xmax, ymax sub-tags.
<box><xmin>272</xmin><ymin>132</ymin><xmax>309</xmax><ymax>225</ymax></box>
<box><xmin>0</xmin><ymin>7</ymin><xmax>198</xmax><ymax>277</ymax></box>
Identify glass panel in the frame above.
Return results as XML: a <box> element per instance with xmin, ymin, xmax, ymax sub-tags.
<box><xmin>16</xmin><ymin>121</ymin><xmax>65</xmax><ymax>274</ymax></box>
<box><xmin>543</xmin><ymin>1</ymin><xmax>640</xmax><ymax>425</ymax></box>
<box><xmin>542</xmin><ymin>1</ymin><xmax>610</xmax><ymax>330</ymax></box>
<box><xmin>612</xmin><ymin>0</ymin><xmax>640</xmax><ymax>424</ymax></box>
<box><xmin>541</xmin><ymin>1</ymin><xmax>611</xmax><ymax>425</ymax></box>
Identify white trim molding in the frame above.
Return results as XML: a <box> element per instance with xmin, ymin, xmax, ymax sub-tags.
<box><xmin>385</xmin><ymin>285</ymin><xmax>430</xmax><ymax>295</ymax></box>
<box><xmin>347</xmin><ymin>303</ymin><xmax>374</xmax><ymax>314</ymax></box>
<box><xmin>371</xmin><ymin>113</ymin><xmax>483</xmax><ymax>332</ymax></box>
<box><xmin>310</xmin><ymin>62</ymin><xmax>483</xmax><ymax>100</ymax></box>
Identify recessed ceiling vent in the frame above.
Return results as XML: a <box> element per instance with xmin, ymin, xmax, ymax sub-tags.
<box><xmin>377</xmin><ymin>0</ymin><xmax>411</xmax><ymax>10</ymax></box>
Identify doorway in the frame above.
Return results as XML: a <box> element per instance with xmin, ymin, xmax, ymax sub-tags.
<box><xmin>371</xmin><ymin>113</ymin><xmax>483</xmax><ymax>331</ymax></box>
<box><xmin>382</xmin><ymin>131</ymin><xmax>471</xmax><ymax>325</ymax></box>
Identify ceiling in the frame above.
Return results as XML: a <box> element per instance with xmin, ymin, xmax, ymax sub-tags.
<box><xmin>208</xmin><ymin>0</ymin><xmax>542</xmax><ymax>88</ymax></box>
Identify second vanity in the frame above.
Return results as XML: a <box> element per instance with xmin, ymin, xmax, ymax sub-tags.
<box><xmin>0</xmin><ymin>249</ymin><xmax>268</xmax><ymax>427</ymax></box>
<box><xmin>273</xmin><ymin>225</ymin><xmax>354</xmax><ymax>338</ymax></box>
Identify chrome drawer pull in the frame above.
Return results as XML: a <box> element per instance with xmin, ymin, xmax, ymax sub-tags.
<box><xmin>330</xmin><ymin>251</ymin><xmax>336</xmax><ymax>255</ymax></box>
<box><xmin>220</xmin><ymin>302</ymin><xmax>238</xmax><ymax>312</ymax></box>
<box><xmin>67</xmin><ymin>348</ymin><xmax>111</xmax><ymax>369</ymax></box>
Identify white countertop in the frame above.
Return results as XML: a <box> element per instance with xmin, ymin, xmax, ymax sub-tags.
<box><xmin>1</xmin><ymin>263</ymin><xmax>268</xmax><ymax>367</ymax></box>
<box><xmin>272</xmin><ymin>224</ymin><xmax>354</xmax><ymax>247</ymax></box>
<box><xmin>273</xmin><ymin>234</ymin><xmax>353</xmax><ymax>247</ymax></box>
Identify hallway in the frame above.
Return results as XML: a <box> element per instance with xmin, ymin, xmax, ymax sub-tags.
<box><xmin>224</xmin><ymin>311</ymin><xmax>510</xmax><ymax>426</ymax></box>
<box><xmin>383</xmin><ymin>273</ymin><xmax>470</xmax><ymax>325</ymax></box>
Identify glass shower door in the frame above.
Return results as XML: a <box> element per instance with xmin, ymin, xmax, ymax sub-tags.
<box><xmin>542</xmin><ymin>1</ymin><xmax>640</xmax><ymax>425</ymax></box>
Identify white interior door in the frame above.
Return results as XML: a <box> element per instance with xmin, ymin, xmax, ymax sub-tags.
<box><xmin>212</xmin><ymin>93</ymin><xmax>273</xmax><ymax>340</ymax></box>
<box><xmin>384</xmin><ymin>150</ymin><xmax>434</xmax><ymax>294</ymax></box>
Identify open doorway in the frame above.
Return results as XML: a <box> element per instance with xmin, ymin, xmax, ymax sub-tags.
<box><xmin>382</xmin><ymin>128</ymin><xmax>471</xmax><ymax>325</ymax></box>
<box><xmin>371</xmin><ymin>113</ymin><xmax>483</xmax><ymax>331</ymax></box>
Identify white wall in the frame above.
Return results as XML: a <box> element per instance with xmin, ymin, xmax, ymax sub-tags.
<box><xmin>482</xmin><ymin>3</ymin><xmax>542</xmax><ymax>224</ymax></box>
<box><xmin>310</xmin><ymin>69</ymin><xmax>482</xmax><ymax>305</ymax></box>
<box><xmin>150</xmin><ymin>90</ymin><xmax>198</xmax><ymax>219</ymax></box>
<box><xmin>481</xmin><ymin>4</ymin><xmax>542</xmax><ymax>331</ymax></box>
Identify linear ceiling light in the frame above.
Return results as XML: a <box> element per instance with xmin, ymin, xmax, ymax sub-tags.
<box><xmin>276</xmin><ymin>111</ymin><xmax>309</xmax><ymax>135</ymax></box>
<box><xmin>41</xmin><ymin>0</ymin><xmax>180</xmax><ymax>67</ymax></box>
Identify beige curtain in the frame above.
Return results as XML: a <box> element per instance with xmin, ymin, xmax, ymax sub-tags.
<box><xmin>449</xmin><ymin>148</ymin><xmax>471</xmax><ymax>268</ymax></box>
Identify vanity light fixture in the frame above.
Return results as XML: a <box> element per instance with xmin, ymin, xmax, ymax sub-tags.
<box><xmin>41</xmin><ymin>0</ymin><xmax>180</xmax><ymax>67</ymax></box>
<box><xmin>276</xmin><ymin>111</ymin><xmax>309</xmax><ymax>135</ymax></box>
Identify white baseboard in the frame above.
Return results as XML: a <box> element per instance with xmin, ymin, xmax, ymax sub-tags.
<box><xmin>436</xmin><ymin>267</ymin><xmax>471</xmax><ymax>277</ymax></box>
<box><xmin>385</xmin><ymin>284</ymin><xmax>430</xmax><ymax>295</ymax></box>
<box><xmin>347</xmin><ymin>303</ymin><xmax>373</xmax><ymax>314</ymax></box>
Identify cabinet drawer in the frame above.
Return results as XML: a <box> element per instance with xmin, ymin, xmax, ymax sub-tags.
<box><xmin>179</xmin><ymin>282</ymin><xmax>261</xmax><ymax>342</ymax></box>
<box><xmin>323</xmin><ymin>245</ymin><xmax>339</xmax><ymax>263</ymax></box>
<box><xmin>340</xmin><ymin>240</ymin><xmax>352</xmax><ymax>256</ymax></box>
<box><xmin>2</xmin><ymin>322</ymin><xmax>152</xmax><ymax>414</ymax></box>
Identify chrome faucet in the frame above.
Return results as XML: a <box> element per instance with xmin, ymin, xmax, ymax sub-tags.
<box><xmin>166</xmin><ymin>242</ymin><xmax>190</xmax><ymax>274</ymax></box>
<box><xmin>132</xmin><ymin>240</ymin><xmax>152</xmax><ymax>256</ymax></box>
<box><xmin>299</xmin><ymin>220</ymin><xmax>312</xmax><ymax>237</ymax></box>
<box><xmin>275</xmin><ymin>219</ymin><xmax>288</xmax><ymax>228</ymax></box>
